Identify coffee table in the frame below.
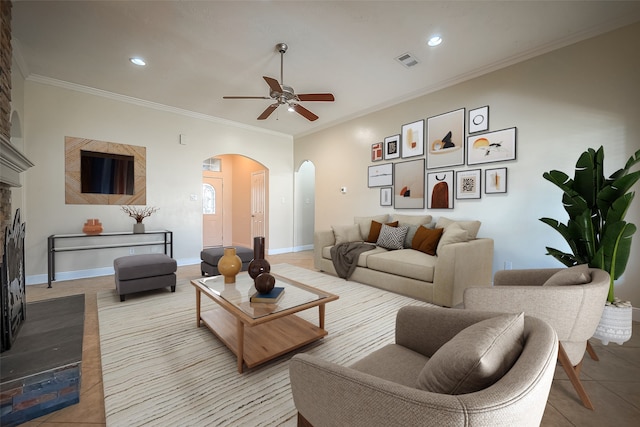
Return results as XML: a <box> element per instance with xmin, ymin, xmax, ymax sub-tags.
<box><xmin>191</xmin><ymin>272</ymin><xmax>339</xmax><ymax>373</ymax></box>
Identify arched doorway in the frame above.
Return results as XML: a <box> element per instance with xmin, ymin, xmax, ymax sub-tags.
<box><xmin>201</xmin><ymin>154</ymin><xmax>268</xmax><ymax>249</ymax></box>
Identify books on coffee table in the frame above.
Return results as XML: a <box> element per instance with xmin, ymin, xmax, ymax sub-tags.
<box><xmin>250</xmin><ymin>287</ymin><xmax>285</xmax><ymax>303</ymax></box>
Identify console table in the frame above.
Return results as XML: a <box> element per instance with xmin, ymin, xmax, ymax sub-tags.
<box><xmin>47</xmin><ymin>230</ymin><xmax>173</xmax><ymax>287</ymax></box>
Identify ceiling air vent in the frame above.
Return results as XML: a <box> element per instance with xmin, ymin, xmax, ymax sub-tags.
<box><xmin>395</xmin><ymin>52</ymin><xmax>420</xmax><ymax>68</ymax></box>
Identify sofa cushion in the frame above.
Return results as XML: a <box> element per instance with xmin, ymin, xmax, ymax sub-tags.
<box><xmin>412</xmin><ymin>226</ymin><xmax>444</xmax><ymax>256</ymax></box>
<box><xmin>417</xmin><ymin>312</ymin><xmax>524</xmax><ymax>394</ymax></box>
<box><xmin>366</xmin><ymin>221</ymin><xmax>398</xmax><ymax>243</ymax></box>
<box><xmin>354</xmin><ymin>215</ymin><xmax>389</xmax><ymax>240</ymax></box>
<box><xmin>323</xmin><ymin>245</ymin><xmax>388</xmax><ymax>267</ymax></box>
<box><xmin>367</xmin><ymin>249</ymin><xmax>436</xmax><ymax>282</ymax></box>
<box><xmin>543</xmin><ymin>264</ymin><xmax>590</xmax><ymax>286</ymax></box>
<box><xmin>391</xmin><ymin>214</ymin><xmax>433</xmax><ymax>227</ymax></box>
<box><xmin>332</xmin><ymin>224</ymin><xmax>362</xmax><ymax>244</ymax></box>
<box><xmin>436</xmin><ymin>222</ymin><xmax>469</xmax><ymax>254</ymax></box>
<box><xmin>376</xmin><ymin>224</ymin><xmax>409</xmax><ymax>250</ymax></box>
<box><xmin>436</xmin><ymin>216</ymin><xmax>481</xmax><ymax>239</ymax></box>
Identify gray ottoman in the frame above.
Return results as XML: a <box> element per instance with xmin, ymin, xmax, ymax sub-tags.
<box><xmin>114</xmin><ymin>254</ymin><xmax>177</xmax><ymax>301</ymax></box>
<box><xmin>200</xmin><ymin>246</ymin><xmax>253</xmax><ymax>276</ymax></box>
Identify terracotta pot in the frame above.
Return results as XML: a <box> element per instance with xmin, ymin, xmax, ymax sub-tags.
<box><xmin>217</xmin><ymin>247</ymin><xmax>242</xmax><ymax>284</ymax></box>
<box><xmin>248</xmin><ymin>236</ymin><xmax>270</xmax><ymax>279</ymax></box>
<box><xmin>82</xmin><ymin>219</ymin><xmax>103</xmax><ymax>235</ymax></box>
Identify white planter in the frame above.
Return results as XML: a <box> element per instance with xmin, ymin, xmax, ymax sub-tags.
<box><xmin>592</xmin><ymin>303</ymin><xmax>633</xmax><ymax>345</ymax></box>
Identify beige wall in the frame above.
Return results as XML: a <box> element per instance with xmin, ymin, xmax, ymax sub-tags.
<box><xmin>295</xmin><ymin>23</ymin><xmax>640</xmax><ymax>308</ymax></box>
<box><xmin>19</xmin><ymin>80</ymin><xmax>293</xmax><ymax>283</ymax></box>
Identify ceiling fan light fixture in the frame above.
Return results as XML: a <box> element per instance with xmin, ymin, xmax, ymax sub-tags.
<box><xmin>287</xmin><ymin>104</ymin><xmax>295</xmax><ymax>112</ymax></box>
<box><xmin>129</xmin><ymin>57</ymin><xmax>146</xmax><ymax>66</ymax></box>
<box><xmin>427</xmin><ymin>35</ymin><xmax>443</xmax><ymax>47</ymax></box>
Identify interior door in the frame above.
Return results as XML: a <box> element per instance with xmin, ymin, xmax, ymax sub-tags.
<box><xmin>202</xmin><ymin>176</ymin><xmax>223</xmax><ymax>247</ymax></box>
<box><xmin>251</xmin><ymin>170</ymin><xmax>266</xmax><ymax>240</ymax></box>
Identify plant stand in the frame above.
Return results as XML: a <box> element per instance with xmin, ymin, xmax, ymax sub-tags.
<box><xmin>592</xmin><ymin>304</ymin><xmax>633</xmax><ymax>345</ymax></box>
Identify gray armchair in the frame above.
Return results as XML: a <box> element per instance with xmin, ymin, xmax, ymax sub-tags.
<box><xmin>289</xmin><ymin>305</ymin><xmax>558</xmax><ymax>427</ymax></box>
<box><xmin>463</xmin><ymin>266</ymin><xmax>609</xmax><ymax>410</ymax></box>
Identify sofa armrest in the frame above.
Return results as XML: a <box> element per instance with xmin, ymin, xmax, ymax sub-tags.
<box><xmin>290</xmin><ymin>353</ymin><xmax>467</xmax><ymax>427</ymax></box>
<box><xmin>493</xmin><ymin>268</ymin><xmax>562</xmax><ymax>286</ymax></box>
<box><xmin>314</xmin><ymin>230</ymin><xmax>335</xmax><ymax>270</ymax></box>
<box><xmin>432</xmin><ymin>238</ymin><xmax>494</xmax><ymax>307</ymax></box>
<box><xmin>394</xmin><ymin>306</ymin><xmax>504</xmax><ymax>357</ymax></box>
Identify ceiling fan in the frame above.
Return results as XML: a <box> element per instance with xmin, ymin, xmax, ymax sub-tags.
<box><xmin>223</xmin><ymin>43</ymin><xmax>335</xmax><ymax>121</ymax></box>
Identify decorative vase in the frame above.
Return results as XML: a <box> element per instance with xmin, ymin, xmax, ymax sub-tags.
<box><xmin>592</xmin><ymin>303</ymin><xmax>633</xmax><ymax>345</ymax></box>
<box><xmin>82</xmin><ymin>218</ymin><xmax>103</xmax><ymax>235</ymax></box>
<box><xmin>254</xmin><ymin>272</ymin><xmax>276</xmax><ymax>294</ymax></box>
<box><xmin>133</xmin><ymin>223</ymin><xmax>145</xmax><ymax>234</ymax></box>
<box><xmin>217</xmin><ymin>247</ymin><xmax>242</xmax><ymax>284</ymax></box>
<box><xmin>248</xmin><ymin>236</ymin><xmax>270</xmax><ymax>280</ymax></box>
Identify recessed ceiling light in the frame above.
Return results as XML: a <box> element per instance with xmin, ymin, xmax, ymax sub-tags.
<box><xmin>427</xmin><ymin>36</ymin><xmax>442</xmax><ymax>47</ymax></box>
<box><xmin>130</xmin><ymin>57</ymin><xmax>146</xmax><ymax>66</ymax></box>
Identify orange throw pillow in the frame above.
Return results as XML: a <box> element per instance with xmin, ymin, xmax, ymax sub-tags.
<box><xmin>367</xmin><ymin>220</ymin><xmax>398</xmax><ymax>243</ymax></box>
<box><xmin>412</xmin><ymin>226</ymin><xmax>444</xmax><ymax>255</ymax></box>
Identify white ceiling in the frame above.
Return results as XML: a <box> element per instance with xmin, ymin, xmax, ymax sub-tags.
<box><xmin>11</xmin><ymin>1</ymin><xmax>640</xmax><ymax>138</ymax></box>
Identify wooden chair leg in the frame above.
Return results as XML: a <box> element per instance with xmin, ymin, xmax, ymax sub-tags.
<box><xmin>586</xmin><ymin>340</ymin><xmax>599</xmax><ymax>361</ymax></box>
<box><xmin>558</xmin><ymin>342</ymin><xmax>594</xmax><ymax>410</ymax></box>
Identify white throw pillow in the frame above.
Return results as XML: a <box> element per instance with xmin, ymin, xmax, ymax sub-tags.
<box><xmin>436</xmin><ymin>217</ymin><xmax>481</xmax><ymax>240</ymax></box>
<box><xmin>391</xmin><ymin>214</ymin><xmax>433</xmax><ymax>227</ymax></box>
<box><xmin>332</xmin><ymin>224</ymin><xmax>362</xmax><ymax>245</ymax></box>
<box><xmin>436</xmin><ymin>222</ymin><xmax>469</xmax><ymax>254</ymax></box>
<box><xmin>376</xmin><ymin>224</ymin><xmax>409</xmax><ymax>250</ymax></box>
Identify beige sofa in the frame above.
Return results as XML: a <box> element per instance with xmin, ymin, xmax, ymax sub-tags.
<box><xmin>314</xmin><ymin>214</ymin><xmax>494</xmax><ymax>307</ymax></box>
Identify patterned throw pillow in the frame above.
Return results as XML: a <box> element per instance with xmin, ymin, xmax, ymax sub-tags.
<box><xmin>376</xmin><ymin>224</ymin><xmax>409</xmax><ymax>250</ymax></box>
<box><xmin>366</xmin><ymin>221</ymin><xmax>398</xmax><ymax>243</ymax></box>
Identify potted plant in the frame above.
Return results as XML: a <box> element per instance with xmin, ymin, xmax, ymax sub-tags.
<box><xmin>121</xmin><ymin>205</ymin><xmax>159</xmax><ymax>234</ymax></box>
<box><xmin>540</xmin><ymin>146</ymin><xmax>640</xmax><ymax>345</ymax></box>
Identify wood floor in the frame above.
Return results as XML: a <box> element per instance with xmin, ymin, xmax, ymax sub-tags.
<box><xmin>20</xmin><ymin>251</ymin><xmax>640</xmax><ymax>426</ymax></box>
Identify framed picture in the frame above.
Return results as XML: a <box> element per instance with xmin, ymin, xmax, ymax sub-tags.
<box><xmin>456</xmin><ymin>169</ymin><xmax>481</xmax><ymax>199</ymax></box>
<box><xmin>380</xmin><ymin>187</ymin><xmax>393</xmax><ymax>206</ymax></box>
<box><xmin>368</xmin><ymin>163</ymin><xmax>393</xmax><ymax>187</ymax></box>
<box><xmin>371</xmin><ymin>142</ymin><xmax>383</xmax><ymax>162</ymax></box>
<box><xmin>467</xmin><ymin>127</ymin><xmax>517</xmax><ymax>165</ymax></box>
<box><xmin>427</xmin><ymin>170</ymin><xmax>454</xmax><ymax>209</ymax></box>
<box><xmin>401</xmin><ymin>119</ymin><xmax>424</xmax><ymax>158</ymax></box>
<box><xmin>394</xmin><ymin>159</ymin><xmax>425</xmax><ymax>209</ymax></box>
<box><xmin>468</xmin><ymin>106</ymin><xmax>489</xmax><ymax>134</ymax></box>
<box><xmin>426</xmin><ymin>108</ymin><xmax>465</xmax><ymax>169</ymax></box>
<box><xmin>485</xmin><ymin>167</ymin><xmax>507</xmax><ymax>193</ymax></box>
<box><xmin>384</xmin><ymin>134</ymin><xmax>401</xmax><ymax>160</ymax></box>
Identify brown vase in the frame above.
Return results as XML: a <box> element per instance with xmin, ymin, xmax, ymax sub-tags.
<box><xmin>217</xmin><ymin>247</ymin><xmax>242</xmax><ymax>284</ymax></box>
<box><xmin>82</xmin><ymin>219</ymin><xmax>103</xmax><ymax>235</ymax></box>
<box><xmin>248</xmin><ymin>236</ymin><xmax>270</xmax><ymax>280</ymax></box>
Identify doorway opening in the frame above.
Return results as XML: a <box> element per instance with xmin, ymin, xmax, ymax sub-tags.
<box><xmin>294</xmin><ymin>160</ymin><xmax>315</xmax><ymax>251</ymax></box>
<box><xmin>201</xmin><ymin>154</ymin><xmax>268</xmax><ymax>250</ymax></box>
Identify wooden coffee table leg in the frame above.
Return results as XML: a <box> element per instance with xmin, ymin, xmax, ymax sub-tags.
<box><xmin>195</xmin><ymin>288</ymin><xmax>201</xmax><ymax>327</ymax></box>
<box><xmin>237</xmin><ymin>319</ymin><xmax>244</xmax><ymax>373</ymax></box>
<box><xmin>319</xmin><ymin>304</ymin><xmax>325</xmax><ymax>330</ymax></box>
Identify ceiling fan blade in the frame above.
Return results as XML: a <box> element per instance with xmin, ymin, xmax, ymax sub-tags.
<box><xmin>296</xmin><ymin>93</ymin><xmax>335</xmax><ymax>102</ymax></box>
<box><xmin>263</xmin><ymin>76</ymin><xmax>282</xmax><ymax>93</ymax></box>
<box><xmin>257</xmin><ymin>104</ymin><xmax>279</xmax><ymax>120</ymax></box>
<box><xmin>223</xmin><ymin>96</ymin><xmax>271</xmax><ymax>99</ymax></box>
<box><xmin>292</xmin><ymin>104</ymin><xmax>319</xmax><ymax>121</ymax></box>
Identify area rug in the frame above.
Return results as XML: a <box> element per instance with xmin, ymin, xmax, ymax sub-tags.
<box><xmin>97</xmin><ymin>264</ymin><xmax>433</xmax><ymax>426</ymax></box>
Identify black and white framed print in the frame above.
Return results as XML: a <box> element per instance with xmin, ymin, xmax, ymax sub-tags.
<box><xmin>485</xmin><ymin>167</ymin><xmax>507</xmax><ymax>193</ymax></box>
<box><xmin>394</xmin><ymin>159</ymin><xmax>425</xmax><ymax>209</ymax></box>
<box><xmin>401</xmin><ymin>119</ymin><xmax>425</xmax><ymax>158</ymax></box>
<box><xmin>427</xmin><ymin>170</ymin><xmax>454</xmax><ymax>209</ymax></box>
<box><xmin>368</xmin><ymin>163</ymin><xmax>393</xmax><ymax>187</ymax></box>
<box><xmin>456</xmin><ymin>169</ymin><xmax>481</xmax><ymax>199</ymax></box>
<box><xmin>426</xmin><ymin>108</ymin><xmax>465</xmax><ymax>169</ymax></box>
<box><xmin>467</xmin><ymin>127</ymin><xmax>517</xmax><ymax>165</ymax></box>
<box><xmin>468</xmin><ymin>106</ymin><xmax>489</xmax><ymax>134</ymax></box>
<box><xmin>371</xmin><ymin>142</ymin><xmax>383</xmax><ymax>162</ymax></box>
<box><xmin>380</xmin><ymin>187</ymin><xmax>393</xmax><ymax>206</ymax></box>
<box><xmin>384</xmin><ymin>134</ymin><xmax>401</xmax><ymax>160</ymax></box>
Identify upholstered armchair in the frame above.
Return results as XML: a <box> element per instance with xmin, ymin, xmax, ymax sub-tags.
<box><xmin>464</xmin><ymin>266</ymin><xmax>609</xmax><ymax>410</ymax></box>
<box><xmin>289</xmin><ymin>305</ymin><xmax>558</xmax><ymax>427</ymax></box>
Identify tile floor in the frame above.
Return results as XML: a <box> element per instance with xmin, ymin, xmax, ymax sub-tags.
<box><xmin>18</xmin><ymin>251</ymin><xmax>640</xmax><ymax>426</ymax></box>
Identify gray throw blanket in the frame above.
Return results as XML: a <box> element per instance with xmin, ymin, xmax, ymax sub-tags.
<box><xmin>330</xmin><ymin>242</ymin><xmax>376</xmax><ymax>279</ymax></box>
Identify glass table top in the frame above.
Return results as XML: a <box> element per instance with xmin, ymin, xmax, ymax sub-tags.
<box><xmin>196</xmin><ymin>273</ymin><xmax>330</xmax><ymax>319</ymax></box>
